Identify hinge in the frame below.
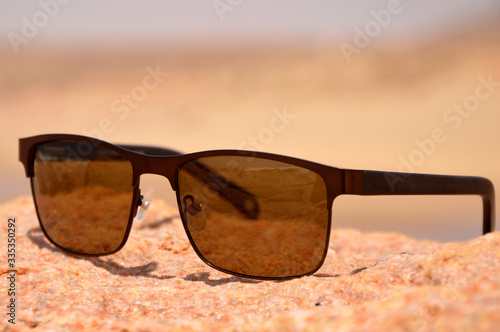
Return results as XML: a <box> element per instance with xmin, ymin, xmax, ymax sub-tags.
<box><xmin>343</xmin><ymin>169</ymin><xmax>364</xmax><ymax>194</ymax></box>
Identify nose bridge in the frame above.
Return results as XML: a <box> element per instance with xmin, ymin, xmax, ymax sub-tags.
<box><xmin>132</xmin><ymin>155</ymin><xmax>180</xmax><ymax>191</ymax></box>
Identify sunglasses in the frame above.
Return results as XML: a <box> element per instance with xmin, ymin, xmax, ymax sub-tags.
<box><xmin>19</xmin><ymin>134</ymin><xmax>495</xmax><ymax>280</ymax></box>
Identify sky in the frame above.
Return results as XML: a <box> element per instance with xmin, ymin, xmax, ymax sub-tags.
<box><xmin>1</xmin><ymin>0</ymin><xmax>499</xmax><ymax>50</ymax></box>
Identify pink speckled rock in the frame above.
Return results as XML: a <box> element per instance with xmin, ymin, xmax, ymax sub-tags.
<box><xmin>0</xmin><ymin>197</ymin><xmax>498</xmax><ymax>331</ymax></box>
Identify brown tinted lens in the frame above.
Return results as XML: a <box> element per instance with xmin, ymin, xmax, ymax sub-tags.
<box><xmin>177</xmin><ymin>156</ymin><xmax>329</xmax><ymax>278</ymax></box>
<box><xmin>32</xmin><ymin>141</ymin><xmax>134</xmax><ymax>254</ymax></box>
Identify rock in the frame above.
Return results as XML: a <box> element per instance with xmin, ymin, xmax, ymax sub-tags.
<box><xmin>1</xmin><ymin>197</ymin><xmax>498</xmax><ymax>331</ymax></box>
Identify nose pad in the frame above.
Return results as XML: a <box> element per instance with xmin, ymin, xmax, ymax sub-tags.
<box><xmin>183</xmin><ymin>194</ymin><xmax>206</xmax><ymax>232</ymax></box>
<box><xmin>136</xmin><ymin>188</ymin><xmax>155</xmax><ymax>222</ymax></box>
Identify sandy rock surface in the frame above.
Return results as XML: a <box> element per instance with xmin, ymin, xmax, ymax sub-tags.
<box><xmin>1</xmin><ymin>197</ymin><xmax>499</xmax><ymax>331</ymax></box>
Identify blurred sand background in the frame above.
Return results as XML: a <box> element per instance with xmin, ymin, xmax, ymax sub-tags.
<box><xmin>1</xmin><ymin>1</ymin><xmax>499</xmax><ymax>242</ymax></box>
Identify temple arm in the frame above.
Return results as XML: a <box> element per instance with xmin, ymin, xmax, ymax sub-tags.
<box><xmin>343</xmin><ymin>169</ymin><xmax>496</xmax><ymax>235</ymax></box>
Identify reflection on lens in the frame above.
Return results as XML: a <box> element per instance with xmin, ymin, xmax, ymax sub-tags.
<box><xmin>178</xmin><ymin>156</ymin><xmax>329</xmax><ymax>278</ymax></box>
<box><xmin>32</xmin><ymin>141</ymin><xmax>134</xmax><ymax>254</ymax></box>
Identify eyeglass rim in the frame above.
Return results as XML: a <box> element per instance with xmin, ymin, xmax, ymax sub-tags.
<box><xmin>20</xmin><ymin>134</ymin><xmax>340</xmax><ymax>280</ymax></box>
<box><xmin>174</xmin><ymin>156</ymin><xmax>334</xmax><ymax>280</ymax></box>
